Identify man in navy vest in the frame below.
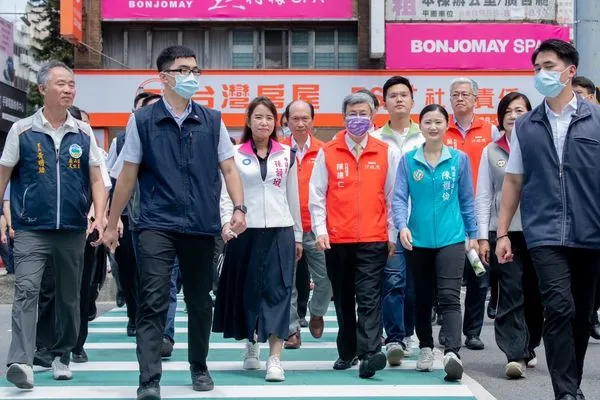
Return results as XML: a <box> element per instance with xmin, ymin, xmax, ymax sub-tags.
<box><xmin>104</xmin><ymin>46</ymin><xmax>246</xmax><ymax>400</ymax></box>
<box><xmin>497</xmin><ymin>39</ymin><xmax>600</xmax><ymax>400</ymax></box>
<box><xmin>0</xmin><ymin>61</ymin><xmax>106</xmax><ymax>389</ymax></box>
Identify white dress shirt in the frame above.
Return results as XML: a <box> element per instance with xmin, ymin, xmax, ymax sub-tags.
<box><xmin>309</xmin><ymin>134</ymin><xmax>400</xmax><ymax>243</ymax></box>
<box><xmin>506</xmin><ymin>94</ymin><xmax>578</xmax><ymax>174</ymax></box>
<box><xmin>292</xmin><ymin>135</ymin><xmax>311</xmax><ymax>163</ymax></box>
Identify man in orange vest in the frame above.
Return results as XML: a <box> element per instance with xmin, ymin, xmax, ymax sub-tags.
<box><xmin>281</xmin><ymin>100</ymin><xmax>332</xmax><ymax>350</ymax></box>
<box><xmin>309</xmin><ymin>92</ymin><xmax>399</xmax><ymax>379</ymax></box>
<box><xmin>442</xmin><ymin>77</ymin><xmax>497</xmax><ymax>351</ymax></box>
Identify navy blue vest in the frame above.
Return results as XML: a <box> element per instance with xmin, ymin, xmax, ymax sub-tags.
<box><xmin>516</xmin><ymin>97</ymin><xmax>600</xmax><ymax>249</ymax></box>
<box><xmin>11</xmin><ymin>127</ymin><xmax>91</xmax><ymax>230</ymax></box>
<box><xmin>135</xmin><ymin>99</ymin><xmax>222</xmax><ymax>235</ymax></box>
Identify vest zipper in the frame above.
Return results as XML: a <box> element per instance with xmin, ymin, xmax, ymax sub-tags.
<box><xmin>55</xmin><ymin>147</ymin><xmax>60</xmax><ymax>229</ymax></box>
<box><xmin>20</xmin><ymin>185</ymin><xmax>30</xmax><ymax>219</ymax></box>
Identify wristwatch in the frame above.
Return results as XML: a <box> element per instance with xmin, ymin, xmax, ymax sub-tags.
<box><xmin>233</xmin><ymin>205</ymin><xmax>247</xmax><ymax>214</ymax></box>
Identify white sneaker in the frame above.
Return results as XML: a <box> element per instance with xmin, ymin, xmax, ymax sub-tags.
<box><xmin>505</xmin><ymin>360</ymin><xmax>526</xmax><ymax>379</ymax></box>
<box><xmin>243</xmin><ymin>340</ymin><xmax>261</xmax><ymax>370</ymax></box>
<box><xmin>527</xmin><ymin>356</ymin><xmax>537</xmax><ymax>368</ymax></box>
<box><xmin>52</xmin><ymin>357</ymin><xmax>73</xmax><ymax>380</ymax></box>
<box><xmin>416</xmin><ymin>347</ymin><xmax>434</xmax><ymax>371</ymax></box>
<box><xmin>265</xmin><ymin>356</ymin><xmax>285</xmax><ymax>382</ymax></box>
<box><xmin>402</xmin><ymin>337</ymin><xmax>414</xmax><ymax>357</ymax></box>
<box><xmin>386</xmin><ymin>342</ymin><xmax>405</xmax><ymax>366</ymax></box>
<box><xmin>443</xmin><ymin>352</ymin><xmax>463</xmax><ymax>381</ymax></box>
<box><xmin>6</xmin><ymin>363</ymin><xmax>34</xmax><ymax>389</ymax></box>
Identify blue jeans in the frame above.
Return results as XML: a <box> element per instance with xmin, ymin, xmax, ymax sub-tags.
<box><xmin>132</xmin><ymin>230</ymin><xmax>181</xmax><ymax>341</ymax></box>
<box><xmin>382</xmin><ymin>242</ymin><xmax>406</xmax><ymax>344</ymax></box>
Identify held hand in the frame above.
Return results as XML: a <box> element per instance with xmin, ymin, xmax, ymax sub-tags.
<box><xmin>495</xmin><ymin>236</ymin><xmax>513</xmax><ymax>264</ymax></box>
<box><xmin>221</xmin><ymin>222</ymin><xmax>237</xmax><ymax>243</ymax></box>
<box><xmin>295</xmin><ymin>243</ymin><xmax>303</xmax><ymax>262</ymax></box>
<box><xmin>229</xmin><ymin>210</ymin><xmax>247</xmax><ymax>236</ymax></box>
<box><xmin>478</xmin><ymin>239</ymin><xmax>490</xmax><ymax>266</ymax></box>
<box><xmin>117</xmin><ymin>218</ymin><xmax>124</xmax><ymax>238</ymax></box>
<box><xmin>88</xmin><ymin>219</ymin><xmax>104</xmax><ymax>247</ymax></box>
<box><xmin>399</xmin><ymin>228</ymin><xmax>413</xmax><ymax>251</ymax></box>
<box><xmin>9</xmin><ymin>227</ymin><xmax>15</xmax><ymax>239</ymax></box>
<box><xmin>315</xmin><ymin>235</ymin><xmax>331</xmax><ymax>251</ymax></box>
<box><xmin>388</xmin><ymin>241</ymin><xmax>396</xmax><ymax>258</ymax></box>
<box><xmin>468</xmin><ymin>239</ymin><xmax>479</xmax><ymax>256</ymax></box>
<box><xmin>102</xmin><ymin>227</ymin><xmax>119</xmax><ymax>253</ymax></box>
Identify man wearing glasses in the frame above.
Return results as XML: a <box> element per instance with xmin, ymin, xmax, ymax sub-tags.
<box><xmin>104</xmin><ymin>46</ymin><xmax>246</xmax><ymax>400</ymax></box>
<box><xmin>442</xmin><ymin>78</ymin><xmax>498</xmax><ymax>352</ymax></box>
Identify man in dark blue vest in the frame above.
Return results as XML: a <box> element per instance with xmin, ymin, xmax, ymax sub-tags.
<box><xmin>0</xmin><ymin>60</ymin><xmax>106</xmax><ymax>389</ymax></box>
<box><xmin>497</xmin><ymin>39</ymin><xmax>600</xmax><ymax>400</ymax></box>
<box><xmin>104</xmin><ymin>46</ymin><xmax>246</xmax><ymax>400</ymax></box>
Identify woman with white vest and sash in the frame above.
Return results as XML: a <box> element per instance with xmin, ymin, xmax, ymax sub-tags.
<box><xmin>475</xmin><ymin>92</ymin><xmax>543</xmax><ymax>380</ymax></box>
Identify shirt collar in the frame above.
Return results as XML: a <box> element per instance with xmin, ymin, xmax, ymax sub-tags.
<box><xmin>453</xmin><ymin>115</ymin><xmax>474</xmax><ymax>133</ymax></box>
<box><xmin>163</xmin><ymin>96</ymin><xmax>192</xmax><ymax>119</ymax></box>
<box><xmin>33</xmin><ymin>107</ymin><xmax>79</xmax><ymax>133</ymax></box>
<box><xmin>344</xmin><ymin>132</ymin><xmax>368</xmax><ymax>150</ymax></box>
<box><xmin>544</xmin><ymin>92</ymin><xmax>578</xmax><ymax>118</ymax></box>
<box><xmin>291</xmin><ymin>135</ymin><xmax>311</xmax><ymax>151</ymax></box>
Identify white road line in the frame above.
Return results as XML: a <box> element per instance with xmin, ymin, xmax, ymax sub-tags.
<box><xmin>88</xmin><ymin>327</ymin><xmax>340</xmax><ymax>334</ymax></box>
<box><xmin>83</xmin><ymin>342</ymin><xmax>339</xmax><ymax>350</ymax></box>
<box><xmin>94</xmin><ymin>316</ymin><xmax>339</xmax><ymax>323</ymax></box>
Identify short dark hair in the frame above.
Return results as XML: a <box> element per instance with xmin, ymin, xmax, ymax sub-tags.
<box><xmin>68</xmin><ymin>105</ymin><xmax>82</xmax><ymax>120</ymax></box>
<box><xmin>531</xmin><ymin>39</ymin><xmax>579</xmax><ymax>68</ymax></box>
<box><xmin>572</xmin><ymin>76</ymin><xmax>596</xmax><ymax>95</ymax></box>
<box><xmin>419</xmin><ymin>104</ymin><xmax>449</xmax><ymax>123</ymax></box>
<box><xmin>383</xmin><ymin>76</ymin><xmax>414</xmax><ymax>100</ymax></box>
<box><xmin>241</xmin><ymin>97</ymin><xmax>279</xmax><ymax>143</ymax></box>
<box><xmin>156</xmin><ymin>45</ymin><xmax>197</xmax><ymax>72</ymax></box>
<box><xmin>497</xmin><ymin>92</ymin><xmax>532</xmax><ymax>132</ymax></box>
<box><xmin>134</xmin><ymin>92</ymin><xmax>151</xmax><ymax>109</ymax></box>
<box><xmin>356</xmin><ymin>88</ymin><xmax>379</xmax><ymax>109</ymax></box>
<box><xmin>141</xmin><ymin>94</ymin><xmax>162</xmax><ymax>107</ymax></box>
<box><xmin>284</xmin><ymin>100</ymin><xmax>315</xmax><ymax>120</ymax></box>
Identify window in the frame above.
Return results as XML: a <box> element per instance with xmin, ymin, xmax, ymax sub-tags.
<box><xmin>290</xmin><ymin>31</ymin><xmax>310</xmax><ymax>69</ymax></box>
<box><xmin>338</xmin><ymin>29</ymin><xmax>358</xmax><ymax>69</ymax></box>
<box><xmin>263</xmin><ymin>30</ymin><xmax>287</xmax><ymax>69</ymax></box>
<box><xmin>314</xmin><ymin>30</ymin><xmax>335</xmax><ymax>69</ymax></box>
<box><xmin>232</xmin><ymin>29</ymin><xmax>254</xmax><ymax>69</ymax></box>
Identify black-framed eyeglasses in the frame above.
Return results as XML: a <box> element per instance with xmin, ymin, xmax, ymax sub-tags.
<box><xmin>163</xmin><ymin>67</ymin><xmax>202</xmax><ymax>76</ymax></box>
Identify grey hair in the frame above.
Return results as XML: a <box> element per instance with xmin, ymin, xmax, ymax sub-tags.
<box><xmin>342</xmin><ymin>92</ymin><xmax>375</xmax><ymax>115</ymax></box>
<box><xmin>37</xmin><ymin>61</ymin><xmax>73</xmax><ymax>85</ymax></box>
<box><xmin>449</xmin><ymin>77</ymin><xmax>479</xmax><ymax>96</ymax></box>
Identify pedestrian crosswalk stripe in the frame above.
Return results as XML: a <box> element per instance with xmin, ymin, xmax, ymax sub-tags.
<box><xmin>87</xmin><ymin>327</ymin><xmax>342</xmax><ymax>334</ymax></box>
<box><xmin>0</xmin><ymin>384</ymin><xmax>476</xmax><ymax>399</ymax></box>
<box><xmin>82</xmin><ymin>342</ymin><xmax>340</xmax><ymax>349</ymax></box>
<box><xmin>95</xmin><ymin>315</ymin><xmax>340</xmax><ymax>323</ymax></box>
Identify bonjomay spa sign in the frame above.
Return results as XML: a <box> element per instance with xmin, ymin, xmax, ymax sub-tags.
<box><xmin>386</xmin><ymin>23</ymin><xmax>570</xmax><ymax>70</ymax></box>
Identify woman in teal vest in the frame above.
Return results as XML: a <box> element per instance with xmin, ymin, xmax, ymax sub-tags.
<box><xmin>392</xmin><ymin>104</ymin><xmax>478</xmax><ymax>382</ymax></box>
<box><xmin>475</xmin><ymin>92</ymin><xmax>543</xmax><ymax>379</ymax></box>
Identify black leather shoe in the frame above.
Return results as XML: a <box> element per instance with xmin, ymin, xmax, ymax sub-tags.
<box><xmin>116</xmin><ymin>292</ymin><xmax>125</xmax><ymax>308</ymax></box>
<box><xmin>486</xmin><ymin>303</ymin><xmax>497</xmax><ymax>320</ymax></box>
<box><xmin>72</xmin><ymin>350</ymin><xmax>88</xmax><ymax>363</ymax></box>
<box><xmin>137</xmin><ymin>381</ymin><xmax>160</xmax><ymax>400</ymax></box>
<box><xmin>333</xmin><ymin>356</ymin><xmax>359</xmax><ymax>370</ymax></box>
<box><xmin>558</xmin><ymin>395</ymin><xmax>576</xmax><ymax>400</ymax></box>
<box><xmin>577</xmin><ymin>388</ymin><xmax>586</xmax><ymax>400</ymax></box>
<box><xmin>33</xmin><ymin>347</ymin><xmax>52</xmax><ymax>368</ymax></box>
<box><xmin>191</xmin><ymin>365</ymin><xmax>214</xmax><ymax>391</ymax></box>
<box><xmin>127</xmin><ymin>320</ymin><xmax>137</xmax><ymax>337</ymax></box>
<box><xmin>161</xmin><ymin>337</ymin><xmax>174</xmax><ymax>358</ymax></box>
<box><xmin>359</xmin><ymin>352</ymin><xmax>387</xmax><ymax>378</ymax></box>
<box><xmin>465</xmin><ymin>336</ymin><xmax>485</xmax><ymax>350</ymax></box>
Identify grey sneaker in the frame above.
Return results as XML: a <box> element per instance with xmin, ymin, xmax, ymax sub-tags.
<box><xmin>6</xmin><ymin>363</ymin><xmax>34</xmax><ymax>389</ymax></box>
<box><xmin>386</xmin><ymin>342</ymin><xmax>405</xmax><ymax>366</ymax></box>
<box><xmin>416</xmin><ymin>347</ymin><xmax>434</xmax><ymax>372</ymax></box>
<box><xmin>443</xmin><ymin>352</ymin><xmax>464</xmax><ymax>381</ymax></box>
<box><xmin>52</xmin><ymin>357</ymin><xmax>73</xmax><ymax>380</ymax></box>
<box><xmin>243</xmin><ymin>340</ymin><xmax>261</xmax><ymax>370</ymax></box>
<box><xmin>505</xmin><ymin>360</ymin><xmax>526</xmax><ymax>379</ymax></box>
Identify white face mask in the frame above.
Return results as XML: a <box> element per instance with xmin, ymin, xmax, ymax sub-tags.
<box><xmin>534</xmin><ymin>66</ymin><xmax>571</xmax><ymax>98</ymax></box>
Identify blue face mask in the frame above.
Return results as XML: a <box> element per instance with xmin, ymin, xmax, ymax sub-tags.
<box><xmin>281</xmin><ymin>126</ymin><xmax>291</xmax><ymax>138</ymax></box>
<box><xmin>534</xmin><ymin>67</ymin><xmax>571</xmax><ymax>98</ymax></box>
<box><xmin>170</xmin><ymin>74</ymin><xmax>200</xmax><ymax>99</ymax></box>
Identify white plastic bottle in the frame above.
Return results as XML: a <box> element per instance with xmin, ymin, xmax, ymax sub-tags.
<box><xmin>467</xmin><ymin>248</ymin><xmax>486</xmax><ymax>277</ymax></box>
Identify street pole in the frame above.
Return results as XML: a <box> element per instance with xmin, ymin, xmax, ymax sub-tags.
<box><xmin>575</xmin><ymin>0</ymin><xmax>600</xmax><ymax>85</ymax></box>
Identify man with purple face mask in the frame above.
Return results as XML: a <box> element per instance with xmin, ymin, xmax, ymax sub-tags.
<box><xmin>309</xmin><ymin>92</ymin><xmax>400</xmax><ymax>379</ymax></box>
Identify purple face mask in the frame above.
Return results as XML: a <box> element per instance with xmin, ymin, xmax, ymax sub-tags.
<box><xmin>346</xmin><ymin>116</ymin><xmax>372</xmax><ymax>137</ymax></box>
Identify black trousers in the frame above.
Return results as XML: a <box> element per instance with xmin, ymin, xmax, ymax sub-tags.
<box><xmin>463</xmin><ymin>256</ymin><xmax>489</xmax><ymax>337</ymax></box>
<box><xmin>136</xmin><ymin>230</ymin><xmax>215</xmax><ymax>386</ymax></box>
<box><xmin>489</xmin><ymin>232</ymin><xmax>543</xmax><ymax>362</ymax></box>
<box><xmin>295</xmin><ymin>255</ymin><xmax>310</xmax><ymax>319</ymax></box>
<box><xmin>325</xmin><ymin>242</ymin><xmax>386</xmax><ymax>361</ymax></box>
<box><xmin>114</xmin><ymin>216</ymin><xmax>138</xmax><ymax>324</ymax></box>
<box><xmin>405</xmin><ymin>243</ymin><xmax>465</xmax><ymax>355</ymax></box>
<box><xmin>529</xmin><ymin>246</ymin><xmax>600</xmax><ymax>399</ymax></box>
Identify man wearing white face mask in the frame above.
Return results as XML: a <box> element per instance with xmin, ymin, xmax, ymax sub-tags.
<box><xmin>497</xmin><ymin>39</ymin><xmax>600</xmax><ymax>400</ymax></box>
<box><xmin>309</xmin><ymin>92</ymin><xmax>400</xmax><ymax>379</ymax></box>
<box><xmin>103</xmin><ymin>46</ymin><xmax>246</xmax><ymax>400</ymax></box>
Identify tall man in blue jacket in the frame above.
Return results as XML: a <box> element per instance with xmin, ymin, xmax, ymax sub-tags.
<box><xmin>104</xmin><ymin>46</ymin><xmax>246</xmax><ymax>400</ymax></box>
<box><xmin>0</xmin><ymin>61</ymin><xmax>106</xmax><ymax>389</ymax></box>
<box><xmin>497</xmin><ymin>39</ymin><xmax>600</xmax><ymax>400</ymax></box>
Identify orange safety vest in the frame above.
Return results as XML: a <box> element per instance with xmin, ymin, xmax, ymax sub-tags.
<box><xmin>323</xmin><ymin>131</ymin><xmax>389</xmax><ymax>244</ymax></box>
<box><xmin>443</xmin><ymin>117</ymin><xmax>493</xmax><ymax>192</ymax></box>
<box><xmin>281</xmin><ymin>135</ymin><xmax>324</xmax><ymax>233</ymax></box>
